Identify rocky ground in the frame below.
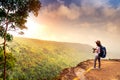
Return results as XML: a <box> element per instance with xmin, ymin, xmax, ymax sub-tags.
<box><xmin>58</xmin><ymin>59</ymin><xmax>120</xmax><ymax>80</ymax></box>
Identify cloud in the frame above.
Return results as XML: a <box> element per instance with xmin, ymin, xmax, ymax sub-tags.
<box><xmin>81</xmin><ymin>0</ymin><xmax>109</xmax><ymax>7</ymax></box>
<box><xmin>57</xmin><ymin>0</ymin><xmax>64</xmax><ymax>4</ymax></box>
<box><xmin>38</xmin><ymin>0</ymin><xmax>120</xmax><ymax>42</ymax></box>
<box><xmin>40</xmin><ymin>0</ymin><xmax>120</xmax><ymax>35</ymax></box>
<box><xmin>58</xmin><ymin>4</ymin><xmax>81</xmax><ymax>20</ymax></box>
<box><xmin>41</xmin><ymin>3</ymin><xmax>81</xmax><ymax>20</ymax></box>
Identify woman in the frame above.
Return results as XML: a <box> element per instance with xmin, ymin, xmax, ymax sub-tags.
<box><xmin>93</xmin><ymin>40</ymin><xmax>102</xmax><ymax>69</ymax></box>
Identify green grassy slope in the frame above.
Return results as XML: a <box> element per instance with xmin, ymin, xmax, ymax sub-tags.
<box><xmin>7</xmin><ymin>37</ymin><xmax>93</xmax><ymax>80</ymax></box>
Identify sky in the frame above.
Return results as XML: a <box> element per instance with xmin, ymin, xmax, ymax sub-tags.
<box><xmin>12</xmin><ymin>0</ymin><xmax>120</xmax><ymax>58</ymax></box>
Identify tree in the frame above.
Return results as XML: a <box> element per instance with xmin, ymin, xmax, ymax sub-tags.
<box><xmin>0</xmin><ymin>49</ymin><xmax>16</xmax><ymax>80</ymax></box>
<box><xmin>0</xmin><ymin>0</ymin><xmax>41</xmax><ymax>80</ymax></box>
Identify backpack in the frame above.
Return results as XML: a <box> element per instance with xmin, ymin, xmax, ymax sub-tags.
<box><xmin>99</xmin><ymin>46</ymin><xmax>107</xmax><ymax>58</ymax></box>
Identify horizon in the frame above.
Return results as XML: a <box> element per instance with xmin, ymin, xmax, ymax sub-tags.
<box><xmin>9</xmin><ymin>0</ymin><xmax>120</xmax><ymax>57</ymax></box>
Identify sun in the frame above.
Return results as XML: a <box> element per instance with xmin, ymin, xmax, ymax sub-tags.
<box><xmin>24</xmin><ymin>18</ymin><xmax>45</xmax><ymax>39</ymax></box>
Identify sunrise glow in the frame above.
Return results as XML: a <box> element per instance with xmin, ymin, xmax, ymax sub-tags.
<box><xmin>12</xmin><ymin>0</ymin><xmax>120</xmax><ymax>56</ymax></box>
<box><xmin>24</xmin><ymin>17</ymin><xmax>45</xmax><ymax>39</ymax></box>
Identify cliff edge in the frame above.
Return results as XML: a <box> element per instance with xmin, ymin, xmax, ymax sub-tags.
<box><xmin>58</xmin><ymin>59</ymin><xmax>120</xmax><ymax>80</ymax></box>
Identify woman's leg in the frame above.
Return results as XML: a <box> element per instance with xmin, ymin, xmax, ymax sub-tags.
<box><xmin>98</xmin><ymin>56</ymin><xmax>101</xmax><ymax>68</ymax></box>
<box><xmin>94</xmin><ymin>56</ymin><xmax>98</xmax><ymax>68</ymax></box>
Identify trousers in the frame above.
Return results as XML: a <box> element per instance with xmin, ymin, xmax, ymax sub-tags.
<box><xmin>94</xmin><ymin>55</ymin><xmax>101</xmax><ymax>68</ymax></box>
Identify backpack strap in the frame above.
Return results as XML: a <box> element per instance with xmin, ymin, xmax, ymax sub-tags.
<box><xmin>100</xmin><ymin>46</ymin><xmax>103</xmax><ymax>54</ymax></box>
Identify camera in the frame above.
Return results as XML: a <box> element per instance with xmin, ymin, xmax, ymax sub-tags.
<box><xmin>92</xmin><ymin>48</ymin><xmax>96</xmax><ymax>53</ymax></box>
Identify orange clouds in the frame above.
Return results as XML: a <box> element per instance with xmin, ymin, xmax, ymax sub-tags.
<box><xmin>58</xmin><ymin>4</ymin><xmax>81</xmax><ymax>20</ymax></box>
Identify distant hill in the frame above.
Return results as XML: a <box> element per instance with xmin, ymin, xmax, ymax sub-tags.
<box><xmin>5</xmin><ymin>37</ymin><xmax>93</xmax><ymax>80</ymax></box>
<box><xmin>58</xmin><ymin>59</ymin><xmax>120</xmax><ymax>80</ymax></box>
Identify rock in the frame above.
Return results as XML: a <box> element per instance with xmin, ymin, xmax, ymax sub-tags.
<box><xmin>58</xmin><ymin>59</ymin><xmax>120</xmax><ymax>80</ymax></box>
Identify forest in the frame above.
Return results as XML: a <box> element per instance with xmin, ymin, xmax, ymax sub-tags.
<box><xmin>0</xmin><ymin>37</ymin><xmax>92</xmax><ymax>80</ymax></box>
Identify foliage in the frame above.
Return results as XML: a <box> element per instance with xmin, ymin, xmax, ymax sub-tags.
<box><xmin>0</xmin><ymin>26</ymin><xmax>13</xmax><ymax>41</ymax></box>
<box><xmin>0</xmin><ymin>0</ymin><xmax>41</xmax><ymax>80</ymax></box>
<box><xmin>6</xmin><ymin>37</ymin><xmax>93</xmax><ymax>80</ymax></box>
<box><xmin>0</xmin><ymin>0</ymin><xmax>41</xmax><ymax>30</ymax></box>
<box><xmin>0</xmin><ymin>48</ymin><xmax>16</xmax><ymax>80</ymax></box>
